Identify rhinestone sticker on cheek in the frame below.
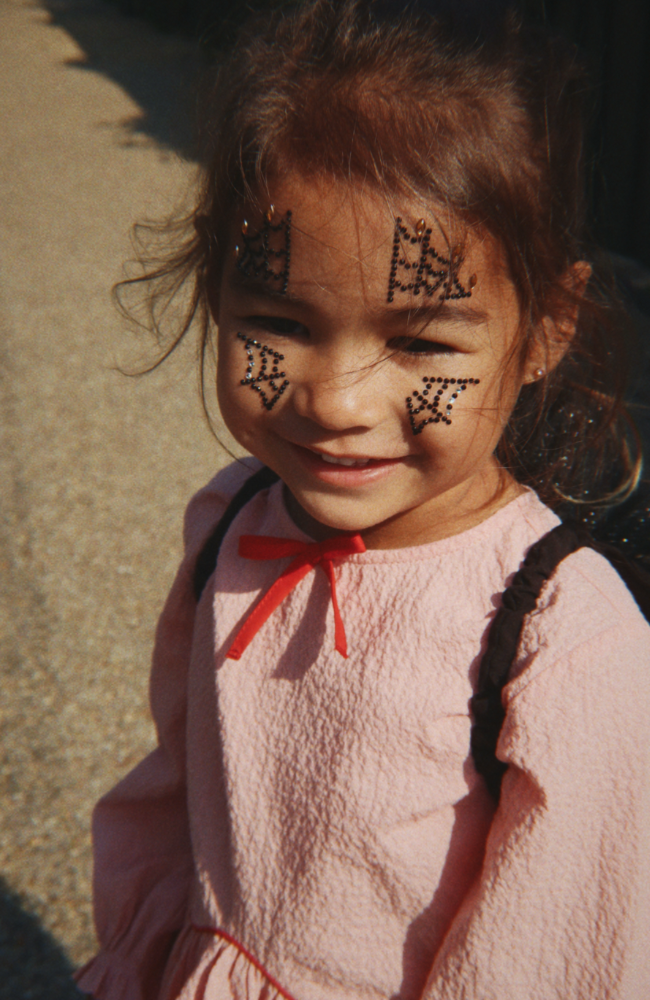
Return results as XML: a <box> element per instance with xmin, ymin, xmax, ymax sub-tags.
<box><xmin>406</xmin><ymin>376</ymin><xmax>481</xmax><ymax>435</ymax></box>
<box><xmin>237</xmin><ymin>332</ymin><xmax>290</xmax><ymax>411</ymax></box>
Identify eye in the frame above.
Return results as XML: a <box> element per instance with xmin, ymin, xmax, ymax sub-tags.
<box><xmin>246</xmin><ymin>315</ymin><xmax>308</xmax><ymax>337</ymax></box>
<box><xmin>388</xmin><ymin>336</ymin><xmax>456</xmax><ymax>356</ymax></box>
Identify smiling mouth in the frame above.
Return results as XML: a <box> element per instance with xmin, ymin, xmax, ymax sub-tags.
<box><xmin>319</xmin><ymin>454</ymin><xmax>371</xmax><ymax>467</ymax></box>
<box><xmin>288</xmin><ymin>443</ymin><xmax>407</xmax><ymax>481</ymax></box>
<box><xmin>306</xmin><ymin>447</ymin><xmax>407</xmax><ymax>469</ymax></box>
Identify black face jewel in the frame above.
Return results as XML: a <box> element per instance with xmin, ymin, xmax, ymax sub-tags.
<box><xmin>235</xmin><ymin>206</ymin><xmax>292</xmax><ymax>295</ymax></box>
<box><xmin>406</xmin><ymin>376</ymin><xmax>481</xmax><ymax>435</ymax></box>
<box><xmin>237</xmin><ymin>332</ymin><xmax>290</xmax><ymax>411</ymax></box>
<box><xmin>387</xmin><ymin>217</ymin><xmax>478</xmax><ymax>304</ymax></box>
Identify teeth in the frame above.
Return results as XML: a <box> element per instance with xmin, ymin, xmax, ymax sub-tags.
<box><xmin>320</xmin><ymin>454</ymin><xmax>370</xmax><ymax>467</ymax></box>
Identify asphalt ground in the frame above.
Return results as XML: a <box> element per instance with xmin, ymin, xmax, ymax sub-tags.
<box><xmin>0</xmin><ymin>1</ymin><xmax>240</xmax><ymax>994</ymax></box>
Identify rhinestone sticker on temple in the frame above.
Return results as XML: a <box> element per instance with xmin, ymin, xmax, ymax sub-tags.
<box><xmin>237</xmin><ymin>332</ymin><xmax>290</xmax><ymax>411</ymax></box>
<box><xmin>235</xmin><ymin>206</ymin><xmax>292</xmax><ymax>295</ymax></box>
<box><xmin>406</xmin><ymin>376</ymin><xmax>481</xmax><ymax>435</ymax></box>
<box><xmin>388</xmin><ymin>217</ymin><xmax>477</xmax><ymax>303</ymax></box>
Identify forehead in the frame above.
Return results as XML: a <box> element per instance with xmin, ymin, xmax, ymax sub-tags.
<box><xmin>269</xmin><ymin>172</ymin><xmax>403</xmax><ymax>259</ymax></box>
<box><xmin>244</xmin><ymin>174</ymin><xmax>452</xmax><ymax>269</ymax></box>
<box><xmin>233</xmin><ymin>172</ymin><xmax>507</xmax><ymax>300</ymax></box>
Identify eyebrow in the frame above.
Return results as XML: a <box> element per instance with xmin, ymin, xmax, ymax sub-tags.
<box><xmin>227</xmin><ymin>272</ymin><xmax>489</xmax><ymax>325</ymax></box>
<box><xmin>375</xmin><ymin>302</ymin><xmax>489</xmax><ymax>326</ymax></box>
<box><xmin>226</xmin><ymin>272</ymin><xmax>310</xmax><ymax>308</ymax></box>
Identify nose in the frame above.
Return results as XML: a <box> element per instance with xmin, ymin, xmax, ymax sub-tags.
<box><xmin>290</xmin><ymin>355</ymin><xmax>386</xmax><ymax>432</ymax></box>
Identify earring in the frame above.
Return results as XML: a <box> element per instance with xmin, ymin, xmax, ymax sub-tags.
<box><xmin>235</xmin><ymin>207</ymin><xmax>292</xmax><ymax>294</ymax></box>
<box><xmin>237</xmin><ymin>332</ymin><xmax>289</xmax><ymax>410</ymax></box>
<box><xmin>533</xmin><ymin>368</ymin><xmax>545</xmax><ymax>379</ymax></box>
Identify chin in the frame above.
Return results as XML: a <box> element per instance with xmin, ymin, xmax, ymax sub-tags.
<box><xmin>287</xmin><ymin>492</ymin><xmax>379</xmax><ymax>538</ymax></box>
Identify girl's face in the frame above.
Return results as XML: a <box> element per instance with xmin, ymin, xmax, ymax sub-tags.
<box><xmin>215</xmin><ymin>174</ymin><xmax>538</xmax><ymax>548</ymax></box>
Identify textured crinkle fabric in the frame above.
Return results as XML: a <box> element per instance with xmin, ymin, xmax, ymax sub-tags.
<box><xmin>76</xmin><ymin>461</ymin><xmax>650</xmax><ymax>1000</ymax></box>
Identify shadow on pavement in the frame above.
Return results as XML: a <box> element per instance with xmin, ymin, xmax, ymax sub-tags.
<box><xmin>41</xmin><ymin>0</ymin><xmax>203</xmax><ymax>157</ymax></box>
<box><xmin>0</xmin><ymin>878</ymin><xmax>87</xmax><ymax>1000</ymax></box>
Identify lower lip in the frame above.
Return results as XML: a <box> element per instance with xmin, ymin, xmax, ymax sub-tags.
<box><xmin>289</xmin><ymin>444</ymin><xmax>407</xmax><ymax>486</ymax></box>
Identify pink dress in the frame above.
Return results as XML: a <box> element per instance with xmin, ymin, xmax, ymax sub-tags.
<box><xmin>76</xmin><ymin>461</ymin><xmax>650</xmax><ymax>1000</ymax></box>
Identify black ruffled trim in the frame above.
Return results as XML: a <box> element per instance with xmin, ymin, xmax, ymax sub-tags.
<box><xmin>470</xmin><ymin>522</ymin><xmax>592</xmax><ymax>802</ymax></box>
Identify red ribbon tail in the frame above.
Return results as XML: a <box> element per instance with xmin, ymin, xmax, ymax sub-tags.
<box><xmin>226</xmin><ymin>555</ymin><xmax>312</xmax><ymax>660</ymax></box>
<box><xmin>322</xmin><ymin>559</ymin><xmax>348</xmax><ymax>658</ymax></box>
<box><xmin>227</xmin><ymin>533</ymin><xmax>362</xmax><ymax>661</ymax></box>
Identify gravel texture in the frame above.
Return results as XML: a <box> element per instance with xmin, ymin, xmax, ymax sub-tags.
<box><xmin>0</xmin><ymin>1</ymin><xmax>239</xmax><ymax>993</ymax></box>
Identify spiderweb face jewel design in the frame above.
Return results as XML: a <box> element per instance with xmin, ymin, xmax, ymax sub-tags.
<box><xmin>237</xmin><ymin>332</ymin><xmax>290</xmax><ymax>411</ymax></box>
<box><xmin>235</xmin><ymin>207</ymin><xmax>292</xmax><ymax>294</ymax></box>
<box><xmin>406</xmin><ymin>376</ymin><xmax>481</xmax><ymax>435</ymax></box>
<box><xmin>387</xmin><ymin>217</ymin><xmax>477</xmax><ymax>303</ymax></box>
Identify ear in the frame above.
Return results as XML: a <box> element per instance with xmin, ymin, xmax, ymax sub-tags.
<box><xmin>523</xmin><ymin>261</ymin><xmax>592</xmax><ymax>383</ymax></box>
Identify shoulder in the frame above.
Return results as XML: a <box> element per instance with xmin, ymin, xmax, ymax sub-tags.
<box><xmin>507</xmin><ymin>542</ymin><xmax>650</xmax><ymax>699</ymax></box>
<box><xmin>497</xmin><ymin>543</ymin><xmax>650</xmax><ymax>800</ymax></box>
<box><xmin>531</xmin><ymin>544</ymin><xmax>647</xmax><ymax>650</ymax></box>
<box><xmin>182</xmin><ymin>459</ymin><xmax>264</xmax><ymax>559</ymax></box>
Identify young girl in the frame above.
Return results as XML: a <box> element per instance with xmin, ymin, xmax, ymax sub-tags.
<box><xmin>76</xmin><ymin>1</ymin><xmax>650</xmax><ymax>998</ymax></box>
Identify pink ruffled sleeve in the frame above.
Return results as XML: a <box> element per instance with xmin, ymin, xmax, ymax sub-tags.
<box><xmin>422</xmin><ymin>556</ymin><xmax>650</xmax><ymax>1000</ymax></box>
<box><xmin>75</xmin><ymin>464</ymin><xmax>255</xmax><ymax>1000</ymax></box>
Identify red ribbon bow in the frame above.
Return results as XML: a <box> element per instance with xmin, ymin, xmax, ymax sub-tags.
<box><xmin>226</xmin><ymin>533</ymin><xmax>366</xmax><ymax>660</ymax></box>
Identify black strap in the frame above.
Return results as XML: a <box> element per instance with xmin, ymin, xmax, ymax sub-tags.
<box><xmin>470</xmin><ymin>522</ymin><xmax>589</xmax><ymax>801</ymax></box>
<box><xmin>470</xmin><ymin>520</ymin><xmax>650</xmax><ymax>801</ymax></box>
<box><xmin>192</xmin><ymin>465</ymin><xmax>280</xmax><ymax>601</ymax></box>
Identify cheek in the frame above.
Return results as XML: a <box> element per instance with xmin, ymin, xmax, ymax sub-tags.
<box><xmin>404</xmin><ymin>374</ymin><xmax>482</xmax><ymax>436</ymax></box>
<box><xmin>233</xmin><ymin>333</ymin><xmax>290</xmax><ymax>412</ymax></box>
<box><xmin>217</xmin><ymin>332</ymin><xmax>293</xmax><ymax>434</ymax></box>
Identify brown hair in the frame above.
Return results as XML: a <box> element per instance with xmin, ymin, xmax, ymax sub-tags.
<box><xmin>119</xmin><ymin>0</ymin><xmax>639</xmax><ymax>509</ymax></box>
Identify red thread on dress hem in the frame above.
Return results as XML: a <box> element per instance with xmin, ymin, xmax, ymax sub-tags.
<box><xmin>191</xmin><ymin>925</ymin><xmax>299</xmax><ymax>1000</ymax></box>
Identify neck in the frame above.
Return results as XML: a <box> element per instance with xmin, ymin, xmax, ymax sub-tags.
<box><xmin>284</xmin><ymin>467</ymin><xmax>526</xmax><ymax>550</ymax></box>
